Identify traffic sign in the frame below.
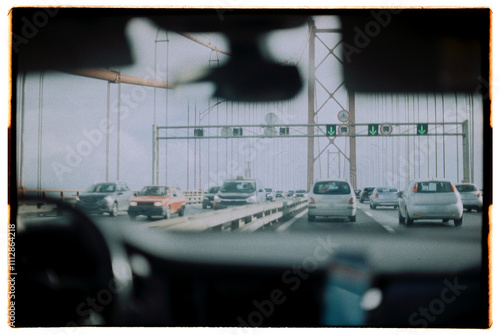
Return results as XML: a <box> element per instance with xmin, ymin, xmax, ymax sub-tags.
<box><xmin>233</xmin><ymin>128</ymin><xmax>243</xmax><ymax>136</ymax></box>
<box><xmin>279</xmin><ymin>127</ymin><xmax>289</xmax><ymax>135</ymax></box>
<box><xmin>417</xmin><ymin>123</ymin><xmax>428</xmax><ymax>135</ymax></box>
<box><xmin>380</xmin><ymin>123</ymin><xmax>393</xmax><ymax>136</ymax></box>
<box><xmin>338</xmin><ymin>124</ymin><xmax>350</xmax><ymax>136</ymax></box>
<box><xmin>338</xmin><ymin>110</ymin><xmax>350</xmax><ymax>123</ymax></box>
<box><xmin>368</xmin><ymin>124</ymin><xmax>379</xmax><ymax>136</ymax></box>
<box><xmin>326</xmin><ymin>124</ymin><xmax>336</xmax><ymax>136</ymax></box>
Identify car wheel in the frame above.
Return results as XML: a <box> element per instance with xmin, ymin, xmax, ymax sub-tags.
<box><xmin>360</xmin><ymin>199</ymin><xmax>364</xmax><ymax>204</ymax></box>
<box><xmin>454</xmin><ymin>217</ymin><xmax>463</xmax><ymax>226</ymax></box>
<box><xmin>109</xmin><ymin>202</ymin><xmax>118</xmax><ymax>217</ymax></box>
<box><xmin>477</xmin><ymin>207</ymin><xmax>482</xmax><ymax>213</ymax></box>
<box><xmin>443</xmin><ymin>219</ymin><xmax>449</xmax><ymax>223</ymax></box>
<box><xmin>398</xmin><ymin>209</ymin><xmax>405</xmax><ymax>224</ymax></box>
<box><xmin>372</xmin><ymin>204</ymin><xmax>377</xmax><ymax>210</ymax></box>
<box><xmin>164</xmin><ymin>207</ymin><xmax>171</xmax><ymax>220</ymax></box>
<box><xmin>394</xmin><ymin>205</ymin><xmax>398</xmax><ymax>209</ymax></box>
<box><xmin>178</xmin><ymin>206</ymin><xmax>185</xmax><ymax>217</ymax></box>
<box><xmin>405</xmin><ymin>209</ymin><xmax>413</xmax><ymax>226</ymax></box>
<box><xmin>349</xmin><ymin>215</ymin><xmax>356</xmax><ymax>222</ymax></box>
<box><xmin>128</xmin><ymin>213</ymin><xmax>136</xmax><ymax>220</ymax></box>
<box><xmin>467</xmin><ymin>208</ymin><xmax>472</xmax><ymax>212</ymax></box>
<box><xmin>308</xmin><ymin>215</ymin><xmax>315</xmax><ymax>222</ymax></box>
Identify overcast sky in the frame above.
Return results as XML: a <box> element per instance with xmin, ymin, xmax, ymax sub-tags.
<box><xmin>15</xmin><ymin>12</ymin><xmax>485</xmax><ymax>192</ymax></box>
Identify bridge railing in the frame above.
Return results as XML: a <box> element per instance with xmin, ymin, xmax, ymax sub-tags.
<box><xmin>147</xmin><ymin>198</ymin><xmax>308</xmax><ymax>232</ymax></box>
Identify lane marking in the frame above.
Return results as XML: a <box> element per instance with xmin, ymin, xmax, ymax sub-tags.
<box><xmin>276</xmin><ymin>210</ymin><xmax>308</xmax><ymax>232</ymax></box>
<box><xmin>359</xmin><ymin>207</ymin><xmax>396</xmax><ymax>234</ymax></box>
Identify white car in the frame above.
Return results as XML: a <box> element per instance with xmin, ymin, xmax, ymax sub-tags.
<box><xmin>398</xmin><ymin>180</ymin><xmax>463</xmax><ymax>226</ymax></box>
<box><xmin>455</xmin><ymin>183</ymin><xmax>483</xmax><ymax>212</ymax></box>
<box><xmin>307</xmin><ymin>179</ymin><xmax>356</xmax><ymax>222</ymax></box>
<box><xmin>369</xmin><ymin>186</ymin><xmax>399</xmax><ymax>209</ymax></box>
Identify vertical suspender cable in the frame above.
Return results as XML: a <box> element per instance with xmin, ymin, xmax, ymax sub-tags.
<box><xmin>455</xmin><ymin>92</ymin><xmax>459</xmax><ymax>182</ymax></box>
<box><xmin>442</xmin><ymin>94</ymin><xmax>445</xmax><ymax>178</ymax></box>
<box><xmin>37</xmin><ymin>71</ymin><xmax>44</xmax><ymax>190</ymax></box>
<box><xmin>117</xmin><ymin>79</ymin><xmax>121</xmax><ymax>181</ymax></box>
<box><xmin>470</xmin><ymin>93</ymin><xmax>474</xmax><ymax>183</ymax></box>
<box><xmin>165</xmin><ymin>32</ymin><xmax>170</xmax><ymax>185</ymax></box>
<box><xmin>19</xmin><ymin>73</ymin><xmax>26</xmax><ymax>188</ymax></box>
<box><xmin>434</xmin><ymin>93</ymin><xmax>438</xmax><ymax>178</ymax></box>
<box><xmin>426</xmin><ymin>94</ymin><xmax>430</xmax><ymax>178</ymax></box>
<box><xmin>106</xmin><ymin>81</ymin><xmax>110</xmax><ymax>182</ymax></box>
<box><xmin>187</xmin><ymin>101</ymin><xmax>190</xmax><ymax>189</ymax></box>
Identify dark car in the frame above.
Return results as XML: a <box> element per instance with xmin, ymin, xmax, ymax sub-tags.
<box><xmin>75</xmin><ymin>181</ymin><xmax>135</xmax><ymax>216</ymax></box>
<box><xmin>359</xmin><ymin>187</ymin><xmax>375</xmax><ymax>203</ymax></box>
<box><xmin>354</xmin><ymin>189</ymin><xmax>361</xmax><ymax>198</ymax></box>
<box><xmin>202</xmin><ymin>186</ymin><xmax>220</xmax><ymax>209</ymax></box>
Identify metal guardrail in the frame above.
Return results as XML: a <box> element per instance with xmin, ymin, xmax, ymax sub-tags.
<box><xmin>147</xmin><ymin>198</ymin><xmax>308</xmax><ymax>232</ymax></box>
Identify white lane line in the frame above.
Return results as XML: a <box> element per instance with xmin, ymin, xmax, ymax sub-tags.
<box><xmin>276</xmin><ymin>210</ymin><xmax>308</xmax><ymax>232</ymax></box>
<box><xmin>360</xmin><ymin>207</ymin><xmax>396</xmax><ymax>234</ymax></box>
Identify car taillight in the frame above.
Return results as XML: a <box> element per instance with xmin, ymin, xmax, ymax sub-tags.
<box><xmin>477</xmin><ymin>192</ymin><xmax>481</xmax><ymax>198</ymax></box>
<box><xmin>412</xmin><ymin>184</ymin><xmax>418</xmax><ymax>193</ymax></box>
<box><xmin>348</xmin><ymin>198</ymin><xmax>354</xmax><ymax>205</ymax></box>
<box><xmin>374</xmin><ymin>193</ymin><xmax>379</xmax><ymax>198</ymax></box>
<box><xmin>309</xmin><ymin>197</ymin><xmax>315</xmax><ymax>205</ymax></box>
<box><xmin>451</xmin><ymin>184</ymin><xmax>457</xmax><ymax>192</ymax></box>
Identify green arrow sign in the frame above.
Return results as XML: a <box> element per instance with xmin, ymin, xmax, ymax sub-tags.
<box><xmin>326</xmin><ymin>124</ymin><xmax>336</xmax><ymax>136</ymax></box>
<box><xmin>368</xmin><ymin>124</ymin><xmax>379</xmax><ymax>136</ymax></box>
<box><xmin>417</xmin><ymin>123</ymin><xmax>428</xmax><ymax>135</ymax></box>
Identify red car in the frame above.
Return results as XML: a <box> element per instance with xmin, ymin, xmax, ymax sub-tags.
<box><xmin>127</xmin><ymin>185</ymin><xmax>186</xmax><ymax>219</ymax></box>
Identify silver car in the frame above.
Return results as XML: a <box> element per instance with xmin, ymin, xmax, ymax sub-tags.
<box><xmin>398</xmin><ymin>180</ymin><xmax>463</xmax><ymax>226</ymax></box>
<box><xmin>455</xmin><ymin>183</ymin><xmax>483</xmax><ymax>212</ymax></box>
<box><xmin>369</xmin><ymin>186</ymin><xmax>399</xmax><ymax>209</ymax></box>
<box><xmin>307</xmin><ymin>179</ymin><xmax>356</xmax><ymax>222</ymax></box>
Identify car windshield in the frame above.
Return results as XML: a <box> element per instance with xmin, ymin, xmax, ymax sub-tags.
<box><xmin>456</xmin><ymin>184</ymin><xmax>478</xmax><ymax>192</ymax></box>
<box><xmin>140</xmin><ymin>186</ymin><xmax>169</xmax><ymax>196</ymax></box>
<box><xmin>313</xmin><ymin>182</ymin><xmax>350</xmax><ymax>195</ymax></box>
<box><xmin>12</xmin><ymin>8</ymin><xmax>490</xmax><ymax>329</ymax></box>
<box><xmin>208</xmin><ymin>186</ymin><xmax>220</xmax><ymax>193</ymax></box>
<box><xmin>220</xmin><ymin>181</ymin><xmax>256</xmax><ymax>193</ymax></box>
<box><xmin>87</xmin><ymin>183</ymin><xmax>116</xmax><ymax>193</ymax></box>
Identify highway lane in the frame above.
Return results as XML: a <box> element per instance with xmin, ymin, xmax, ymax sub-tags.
<box><xmin>273</xmin><ymin>202</ymin><xmax>484</xmax><ymax>244</ymax></box>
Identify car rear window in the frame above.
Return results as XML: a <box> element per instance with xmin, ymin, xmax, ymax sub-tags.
<box><xmin>456</xmin><ymin>184</ymin><xmax>478</xmax><ymax>192</ymax></box>
<box><xmin>416</xmin><ymin>182</ymin><xmax>454</xmax><ymax>193</ymax></box>
<box><xmin>377</xmin><ymin>187</ymin><xmax>398</xmax><ymax>193</ymax></box>
<box><xmin>313</xmin><ymin>182</ymin><xmax>350</xmax><ymax>195</ymax></box>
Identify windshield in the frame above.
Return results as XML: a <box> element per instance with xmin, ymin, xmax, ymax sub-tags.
<box><xmin>87</xmin><ymin>183</ymin><xmax>116</xmax><ymax>193</ymax></box>
<box><xmin>140</xmin><ymin>186</ymin><xmax>170</xmax><ymax>196</ymax></box>
<box><xmin>12</xmin><ymin>8</ymin><xmax>489</xmax><ymax>329</ymax></box>
<box><xmin>208</xmin><ymin>186</ymin><xmax>220</xmax><ymax>193</ymax></box>
<box><xmin>220</xmin><ymin>181</ymin><xmax>257</xmax><ymax>193</ymax></box>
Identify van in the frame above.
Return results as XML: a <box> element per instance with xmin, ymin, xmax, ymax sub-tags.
<box><xmin>307</xmin><ymin>179</ymin><xmax>357</xmax><ymax>222</ymax></box>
